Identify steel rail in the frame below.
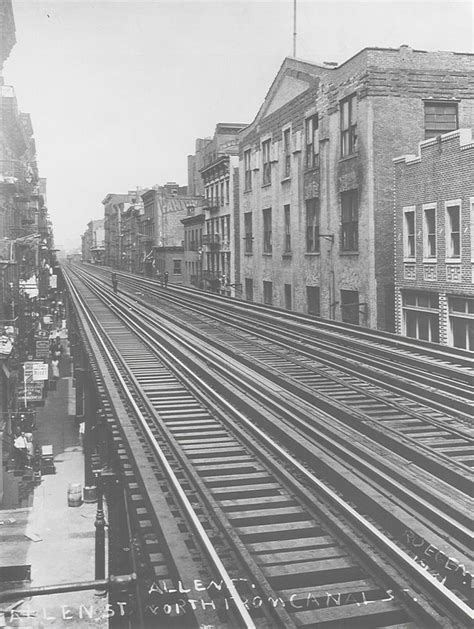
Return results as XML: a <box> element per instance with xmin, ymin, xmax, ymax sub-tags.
<box><xmin>65</xmin><ymin>270</ymin><xmax>256</xmax><ymax>629</ymax></box>
<box><xmin>94</xmin><ymin>265</ymin><xmax>474</xmax><ymax>374</ymax></box>
<box><xmin>86</xmin><ymin>268</ymin><xmax>473</xmax><ymax>487</ymax></box>
<box><xmin>108</xmin><ymin>292</ymin><xmax>472</xmax><ymax>544</ymax></box>
<box><xmin>77</xmin><ymin>273</ymin><xmax>473</xmax><ymax>626</ymax></box>
<box><xmin>128</xmin><ymin>318</ymin><xmax>474</xmax><ymax>625</ymax></box>
<box><xmin>88</xmin><ymin>266</ymin><xmax>473</xmax><ymax>413</ymax></box>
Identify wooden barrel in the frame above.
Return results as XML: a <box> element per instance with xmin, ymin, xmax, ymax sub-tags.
<box><xmin>67</xmin><ymin>483</ymin><xmax>82</xmax><ymax>507</ymax></box>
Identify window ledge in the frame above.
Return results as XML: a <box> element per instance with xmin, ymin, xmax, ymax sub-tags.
<box><xmin>281</xmin><ymin>176</ymin><xmax>291</xmax><ymax>184</ymax></box>
<box><xmin>339</xmin><ymin>152</ymin><xmax>358</xmax><ymax>163</ymax></box>
<box><xmin>304</xmin><ymin>165</ymin><xmax>320</xmax><ymax>174</ymax></box>
<box><xmin>340</xmin><ymin>251</ymin><xmax>359</xmax><ymax>256</ymax></box>
<box><xmin>403</xmin><ymin>257</ymin><xmax>416</xmax><ymax>263</ymax></box>
<box><xmin>262</xmin><ymin>252</ymin><xmax>273</xmax><ymax>257</ymax></box>
<box><xmin>244</xmin><ymin>252</ymin><xmax>253</xmax><ymax>256</ymax></box>
<box><xmin>243</xmin><ymin>188</ymin><xmax>252</xmax><ymax>194</ymax></box>
<box><xmin>261</xmin><ymin>182</ymin><xmax>272</xmax><ymax>189</ymax></box>
<box><xmin>423</xmin><ymin>259</ymin><xmax>437</xmax><ymax>263</ymax></box>
<box><xmin>446</xmin><ymin>258</ymin><xmax>461</xmax><ymax>263</ymax></box>
<box><xmin>282</xmin><ymin>252</ymin><xmax>292</xmax><ymax>258</ymax></box>
<box><xmin>305</xmin><ymin>252</ymin><xmax>320</xmax><ymax>256</ymax></box>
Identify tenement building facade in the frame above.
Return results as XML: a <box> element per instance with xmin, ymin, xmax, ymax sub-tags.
<box><xmin>199</xmin><ymin>123</ymin><xmax>247</xmax><ymax>295</ymax></box>
<box><xmin>239</xmin><ymin>47</ymin><xmax>474</xmax><ymax>331</ymax></box>
<box><xmin>394</xmin><ymin>129</ymin><xmax>474</xmax><ymax>349</ymax></box>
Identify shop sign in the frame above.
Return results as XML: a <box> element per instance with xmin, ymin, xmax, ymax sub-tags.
<box><xmin>35</xmin><ymin>339</ymin><xmax>50</xmax><ymax>359</ymax></box>
<box><xmin>32</xmin><ymin>363</ymin><xmax>48</xmax><ymax>381</ymax></box>
<box><xmin>18</xmin><ymin>382</ymin><xmax>44</xmax><ymax>402</ymax></box>
<box><xmin>49</xmin><ymin>275</ymin><xmax>57</xmax><ymax>288</ymax></box>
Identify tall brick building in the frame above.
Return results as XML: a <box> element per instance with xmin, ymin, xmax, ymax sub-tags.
<box><xmin>102</xmin><ymin>192</ymin><xmax>138</xmax><ymax>268</ymax></box>
<box><xmin>194</xmin><ymin>123</ymin><xmax>247</xmax><ymax>295</ymax></box>
<box><xmin>239</xmin><ymin>46</ymin><xmax>474</xmax><ymax>330</ymax></box>
<box><xmin>394</xmin><ymin>129</ymin><xmax>474</xmax><ymax>349</ymax></box>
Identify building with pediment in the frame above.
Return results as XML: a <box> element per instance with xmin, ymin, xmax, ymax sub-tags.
<box><xmin>239</xmin><ymin>47</ymin><xmax>474</xmax><ymax>331</ymax></box>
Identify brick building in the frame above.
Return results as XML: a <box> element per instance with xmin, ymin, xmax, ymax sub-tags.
<box><xmin>394</xmin><ymin>129</ymin><xmax>474</xmax><ymax>349</ymax></box>
<box><xmin>140</xmin><ymin>183</ymin><xmax>202</xmax><ymax>281</ymax></box>
<box><xmin>181</xmin><ymin>210</ymin><xmax>205</xmax><ymax>288</ymax></box>
<box><xmin>239</xmin><ymin>47</ymin><xmax>474</xmax><ymax>330</ymax></box>
<box><xmin>192</xmin><ymin>123</ymin><xmax>247</xmax><ymax>295</ymax></box>
<box><xmin>102</xmin><ymin>192</ymin><xmax>138</xmax><ymax>268</ymax></box>
<box><xmin>187</xmin><ymin>138</ymin><xmax>211</xmax><ymax>197</ymax></box>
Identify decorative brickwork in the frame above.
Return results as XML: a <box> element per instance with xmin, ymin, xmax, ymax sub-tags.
<box><xmin>394</xmin><ymin>129</ymin><xmax>474</xmax><ymax>347</ymax></box>
<box><xmin>239</xmin><ymin>47</ymin><xmax>474</xmax><ymax>330</ymax></box>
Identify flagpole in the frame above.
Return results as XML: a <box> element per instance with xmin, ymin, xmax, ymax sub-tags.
<box><xmin>293</xmin><ymin>0</ymin><xmax>297</xmax><ymax>57</ymax></box>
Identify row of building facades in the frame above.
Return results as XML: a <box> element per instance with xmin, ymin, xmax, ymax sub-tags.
<box><xmin>82</xmin><ymin>45</ymin><xmax>474</xmax><ymax>351</ymax></box>
<box><xmin>0</xmin><ymin>0</ymin><xmax>59</xmax><ymax>500</ymax></box>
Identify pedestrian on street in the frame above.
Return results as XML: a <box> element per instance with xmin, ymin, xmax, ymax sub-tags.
<box><xmin>112</xmin><ymin>272</ymin><xmax>118</xmax><ymax>294</ymax></box>
<box><xmin>51</xmin><ymin>358</ymin><xmax>60</xmax><ymax>379</ymax></box>
<box><xmin>163</xmin><ymin>271</ymin><xmax>169</xmax><ymax>288</ymax></box>
<box><xmin>14</xmin><ymin>430</ymin><xmax>28</xmax><ymax>467</ymax></box>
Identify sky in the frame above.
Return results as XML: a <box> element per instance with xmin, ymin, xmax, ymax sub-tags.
<box><xmin>3</xmin><ymin>0</ymin><xmax>474</xmax><ymax>251</ymax></box>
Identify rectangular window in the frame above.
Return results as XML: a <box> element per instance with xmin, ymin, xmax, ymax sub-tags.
<box><xmin>263</xmin><ymin>207</ymin><xmax>272</xmax><ymax>253</ymax></box>
<box><xmin>305</xmin><ymin>114</ymin><xmax>319</xmax><ymax>169</ymax></box>
<box><xmin>340</xmin><ymin>94</ymin><xmax>357</xmax><ymax>157</ymax></box>
<box><xmin>306</xmin><ymin>198</ymin><xmax>320</xmax><ymax>253</ymax></box>
<box><xmin>424</xmin><ymin>102</ymin><xmax>458</xmax><ymax>139</ymax></box>
<box><xmin>220</xmin><ymin>182</ymin><xmax>225</xmax><ymax>206</ymax></box>
<box><xmin>244</xmin><ymin>149</ymin><xmax>252</xmax><ymax>191</ymax></box>
<box><xmin>404</xmin><ymin>208</ymin><xmax>415</xmax><ymax>258</ymax></box>
<box><xmin>173</xmin><ymin>259</ymin><xmax>182</xmax><ymax>275</ymax></box>
<box><xmin>263</xmin><ymin>281</ymin><xmax>273</xmax><ymax>305</ymax></box>
<box><xmin>423</xmin><ymin>206</ymin><xmax>436</xmax><ymax>258</ymax></box>
<box><xmin>446</xmin><ymin>204</ymin><xmax>460</xmax><ymax>258</ymax></box>
<box><xmin>284</xmin><ymin>284</ymin><xmax>292</xmax><ymax>310</ymax></box>
<box><xmin>225</xmin><ymin>180</ymin><xmax>230</xmax><ymax>204</ymax></box>
<box><xmin>402</xmin><ymin>290</ymin><xmax>439</xmax><ymax>342</ymax></box>
<box><xmin>262</xmin><ymin>139</ymin><xmax>271</xmax><ymax>186</ymax></box>
<box><xmin>340</xmin><ymin>289</ymin><xmax>360</xmax><ymax>325</ymax></box>
<box><xmin>341</xmin><ymin>190</ymin><xmax>358</xmax><ymax>251</ymax></box>
<box><xmin>283</xmin><ymin>128</ymin><xmax>291</xmax><ymax>178</ymax></box>
<box><xmin>244</xmin><ymin>212</ymin><xmax>253</xmax><ymax>253</ymax></box>
<box><xmin>245</xmin><ymin>278</ymin><xmax>253</xmax><ymax>301</ymax></box>
<box><xmin>284</xmin><ymin>204</ymin><xmax>291</xmax><ymax>252</ymax></box>
<box><xmin>449</xmin><ymin>296</ymin><xmax>474</xmax><ymax>350</ymax></box>
<box><xmin>306</xmin><ymin>286</ymin><xmax>320</xmax><ymax>316</ymax></box>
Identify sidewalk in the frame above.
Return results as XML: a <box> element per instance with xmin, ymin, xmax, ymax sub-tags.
<box><xmin>0</xmin><ymin>339</ymin><xmax>107</xmax><ymax>628</ymax></box>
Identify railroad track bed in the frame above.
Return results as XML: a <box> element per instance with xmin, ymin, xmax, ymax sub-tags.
<box><xmin>79</xmin><ymin>266</ymin><xmax>473</xmax><ymax>479</ymax></box>
<box><xmin>65</xmin><ymin>266</ymin><xmax>473</xmax><ymax>628</ymax></box>
<box><xmin>99</xmin><ymin>265</ymin><xmax>474</xmax><ymax>392</ymax></box>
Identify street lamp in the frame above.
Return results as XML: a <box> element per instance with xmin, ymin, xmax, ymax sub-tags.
<box><xmin>93</xmin><ymin>466</ymin><xmax>116</xmax><ymax>584</ymax></box>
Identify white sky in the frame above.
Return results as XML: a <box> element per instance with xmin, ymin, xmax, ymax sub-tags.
<box><xmin>3</xmin><ymin>0</ymin><xmax>473</xmax><ymax>250</ymax></box>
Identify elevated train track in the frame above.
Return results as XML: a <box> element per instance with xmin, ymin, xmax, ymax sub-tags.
<box><xmin>64</xmin><ymin>264</ymin><xmax>473</xmax><ymax>628</ymax></box>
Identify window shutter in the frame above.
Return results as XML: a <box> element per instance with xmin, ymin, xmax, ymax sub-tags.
<box><xmin>293</xmin><ymin>131</ymin><xmax>302</xmax><ymax>154</ymax></box>
<box><xmin>252</xmin><ymin>150</ymin><xmax>260</xmax><ymax>171</ymax></box>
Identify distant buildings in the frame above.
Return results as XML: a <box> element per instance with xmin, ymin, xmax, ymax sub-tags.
<box><xmin>140</xmin><ymin>183</ymin><xmax>203</xmax><ymax>281</ymax></box>
<box><xmin>394</xmin><ymin>129</ymin><xmax>474</xmax><ymax>349</ymax></box>
<box><xmin>102</xmin><ymin>192</ymin><xmax>140</xmax><ymax>269</ymax></box>
<box><xmin>81</xmin><ymin>219</ymin><xmax>104</xmax><ymax>264</ymax></box>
